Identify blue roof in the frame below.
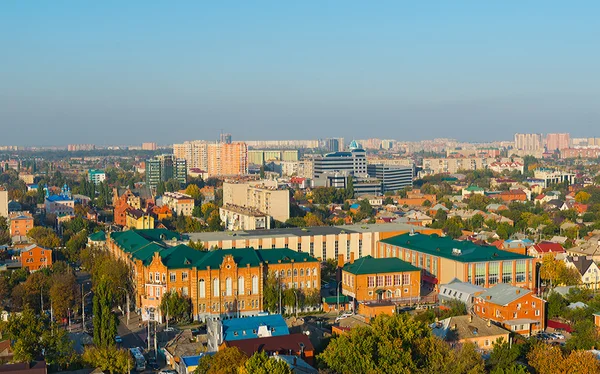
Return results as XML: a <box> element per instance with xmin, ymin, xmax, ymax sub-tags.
<box><xmin>222</xmin><ymin>314</ymin><xmax>289</xmax><ymax>341</ymax></box>
<box><xmin>182</xmin><ymin>353</ymin><xmax>213</xmax><ymax>368</ymax></box>
<box><xmin>47</xmin><ymin>195</ymin><xmax>72</xmax><ymax>202</ymax></box>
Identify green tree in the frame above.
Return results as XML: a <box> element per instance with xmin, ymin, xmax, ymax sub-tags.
<box><xmin>194</xmin><ymin>346</ymin><xmax>248</xmax><ymax>374</ymax></box>
<box><xmin>263</xmin><ymin>272</ymin><xmax>280</xmax><ymax>313</ymax></box>
<box><xmin>566</xmin><ymin>319</ymin><xmax>600</xmax><ymax>351</ymax></box>
<box><xmin>488</xmin><ymin>338</ymin><xmax>528</xmax><ymax>374</ymax></box>
<box><xmin>27</xmin><ymin>226</ymin><xmax>61</xmax><ymax>248</ymax></box>
<box><xmin>547</xmin><ymin>291</ymin><xmax>568</xmax><ymax>318</ymax></box>
<box><xmin>82</xmin><ymin>346</ymin><xmax>133</xmax><ymax>374</ymax></box>
<box><xmin>49</xmin><ymin>271</ymin><xmax>79</xmax><ymax>320</ymax></box>
<box><xmin>318</xmin><ymin>313</ymin><xmax>484</xmax><ymax>374</ymax></box>
<box><xmin>160</xmin><ymin>290</ymin><xmax>192</xmax><ymax>324</ymax></box>
<box><xmin>3</xmin><ymin>306</ymin><xmax>76</xmax><ymax>369</ymax></box>
<box><xmin>240</xmin><ymin>351</ymin><xmax>291</xmax><ymax>374</ymax></box>
<box><xmin>93</xmin><ymin>277</ymin><xmax>118</xmax><ymax>348</ymax></box>
<box><xmin>185</xmin><ymin>184</ymin><xmax>204</xmax><ymax>204</ymax></box>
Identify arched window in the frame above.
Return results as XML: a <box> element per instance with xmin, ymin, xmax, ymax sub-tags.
<box><xmin>300</xmin><ymin>269</ymin><xmax>304</xmax><ymax>276</ymax></box>
<box><xmin>287</xmin><ymin>270</ymin><xmax>291</xmax><ymax>278</ymax></box>
<box><xmin>199</xmin><ymin>279</ymin><xmax>206</xmax><ymax>298</ymax></box>
<box><xmin>252</xmin><ymin>275</ymin><xmax>259</xmax><ymax>295</ymax></box>
<box><xmin>226</xmin><ymin>277</ymin><xmax>232</xmax><ymax>296</ymax></box>
<box><xmin>213</xmin><ymin>278</ymin><xmax>219</xmax><ymax>297</ymax></box>
<box><xmin>395</xmin><ymin>289</ymin><xmax>401</xmax><ymax>297</ymax></box>
<box><xmin>238</xmin><ymin>277</ymin><xmax>245</xmax><ymax>295</ymax></box>
<box><xmin>293</xmin><ymin>269</ymin><xmax>298</xmax><ymax>277</ymax></box>
<box><xmin>313</xmin><ymin>268</ymin><xmax>317</xmax><ymax>276</ymax></box>
<box><xmin>280</xmin><ymin>270</ymin><xmax>285</xmax><ymax>277</ymax></box>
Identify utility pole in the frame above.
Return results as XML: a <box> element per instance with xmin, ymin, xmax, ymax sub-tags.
<box><xmin>147</xmin><ymin>312</ymin><xmax>151</xmax><ymax>352</ymax></box>
<box><xmin>279</xmin><ymin>281</ymin><xmax>282</xmax><ymax>315</ymax></box>
<box><xmin>154</xmin><ymin>318</ymin><xmax>158</xmax><ymax>358</ymax></box>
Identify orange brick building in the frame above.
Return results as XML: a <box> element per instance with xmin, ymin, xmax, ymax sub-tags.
<box><xmin>474</xmin><ymin>283</ymin><xmax>546</xmax><ymax>337</ymax></box>
<box><xmin>341</xmin><ymin>255</ymin><xmax>421</xmax><ymax>313</ymax></box>
<box><xmin>104</xmin><ymin>229</ymin><xmax>320</xmax><ymax>322</ymax></box>
<box><xmin>9</xmin><ymin>212</ymin><xmax>34</xmax><ymax>237</ymax></box>
<box><xmin>20</xmin><ymin>244</ymin><xmax>52</xmax><ymax>271</ymax></box>
<box><xmin>498</xmin><ymin>189</ymin><xmax>528</xmax><ymax>202</ymax></box>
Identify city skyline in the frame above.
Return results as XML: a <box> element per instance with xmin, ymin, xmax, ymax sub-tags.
<box><xmin>1</xmin><ymin>2</ymin><xmax>599</xmax><ymax>145</ymax></box>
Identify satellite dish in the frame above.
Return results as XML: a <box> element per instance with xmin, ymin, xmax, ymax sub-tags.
<box><xmin>304</xmin><ymin>330</ymin><xmax>310</xmax><ymax>336</ymax></box>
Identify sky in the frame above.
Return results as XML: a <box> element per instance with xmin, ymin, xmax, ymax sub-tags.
<box><xmin>1</xmin><ymin>1</ymin><xmax>599</xmax><ymax>146</ymax></box>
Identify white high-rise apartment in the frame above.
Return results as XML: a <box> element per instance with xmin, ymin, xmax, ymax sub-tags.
<box><xmin>0</xmin><ymin>187</ymin><xmax>8</xmax><ymax>218</ymax></box>
<box><xmin>514</xmin><ymin>133</ymin><xmax>543</xmax><ymax>151</ymax></box>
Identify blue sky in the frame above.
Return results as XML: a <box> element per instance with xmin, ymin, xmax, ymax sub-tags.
<box><xmin>1</xmin><ymin>1</ymin><xmax>599</xmax><ymax>146</ymax></box>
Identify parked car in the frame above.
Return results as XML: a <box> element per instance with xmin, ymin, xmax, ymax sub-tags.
<box><xmin>335</xmin><ymin>313</ymin><xmax>353</xmax><ymax>323</ymax></box>
<box><xmin>164</xmin><ymin>327</ymin><xmax>176</xmax><ymax>332</ymax></box>
<box><xmin>553</xmin><ymin>332</ymin><xmax>565</xmax><ymax>339</ymax></box>
<box><xmin>159</xmin><ymin>370</ymin><xmax>177</xmax><ymax>374</ymax></box>
<box><xmin>115</xmin><ymin>335</ymin><xmax>123</xmax><ymax>344</ymax></box>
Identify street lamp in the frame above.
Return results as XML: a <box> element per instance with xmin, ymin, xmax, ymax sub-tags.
<box><xmin>81</xmin><ymin>290</ymin><xmax>93</xmax><ymax>332</ymax></box>
<box><xmin>117</xmin><ymin>286</ymin><xmax>130</xmax><ymax>326</ymax></box>
<box><xmin>336</xmin><ymin>280</ymin><xmax>343</xmax><ymax>313</ymax></box>
<box><xmin>292</xmin><ymin>290</ymin><xmax>299</xmax><ymax>319</ymax></box>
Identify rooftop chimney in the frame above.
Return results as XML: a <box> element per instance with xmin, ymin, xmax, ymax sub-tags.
<box><xmin>487</xmin><ymin>320</ymin><xmax>491</xmax><ymax>327</ymax></box>
<box><xmin>469</xmin><ymin>314</ymin><xmax>473</xmax><ymax>323</ymax></box>
<box><xmin>350</xmin><ymin>252</ymin><xmax>355</xmax><ymax>264</ymax></box>
<box><xmin>516</xmin><ymin>289</ymin><xmax>520</xmax><ymax>295</ymax></box>
<box><xmin>337</xmin><ymin>254</ymin><xmax>344</xmax><ymax>268</ymax></box>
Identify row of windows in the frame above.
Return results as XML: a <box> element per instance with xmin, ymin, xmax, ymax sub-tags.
<box><xmin>275</xmin><ymin>268</ymin><xmax>318</xmax><ymax>278</ymax></box>
<box><xmin>367</xmin><ymin>274</ymin><xmax>410</xmax><ymax>288</ymax></box>
<box><xmin>198</xmin><ymin>300</ymin><xmax>261</xmax><ymax>313</ymax></box>
<box><xmin>198</xmin><ymin>276</ymin><xmax>260</xmax><ymax>298</ymax></box>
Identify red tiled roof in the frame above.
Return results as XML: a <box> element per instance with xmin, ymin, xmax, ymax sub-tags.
<box><xmin>532</xmin><ymin>242</ymin><xmax>565</xmax><ymax>254</ymax></box>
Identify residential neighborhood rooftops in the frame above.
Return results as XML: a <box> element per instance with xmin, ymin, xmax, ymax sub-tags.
<box><xmin>342</xmin><ymin>255</ymin><xmax>420</xmax><ymax>275</ymax></box>
<box><xmin>431</xmin><ymin>314</ymin><xmax>509</xmax><ymax>342</ymax></box>
<box><xmin>476</xmin><ymin>283</ymin><xmax>533</xmax><ymax>306</ymax></box>
<box><xmin>380</xmin><ymin>233</ymin><xmax>533</xmax><ymax>263</ymax></box>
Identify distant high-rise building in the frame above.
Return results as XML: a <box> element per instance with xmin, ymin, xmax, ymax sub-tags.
<box><xmin>367</xmin><ymin>164</ymin><xmax>413</xmax><ymax>193</ymax></box>
<box><xmin>514</xmin><ymin>134</ymin><xmax>543</xmax><ymax>151</ymax></box>
<box><xmin>326</xmin><ymin>138</ymin><xmax>341</xmax><ymax>153</ymax></box>
<box><xmin>0</xmin><ymin>187</ymin><xmax>8</xmax><ymax>218</ymax></box>
<box><xmin>545</xmin><ymin>133</ymin><xmax>571</xmax><ymax>151</ymax></box>
<box><xmin>142</xmin><ymin>142</ymin><xmax>157</xmax><ymax>151</ymax></box>
<box><xmin>146</xmin><ymin>154</ymin><xmax>187</xmax><ymax>189</ymax></box>
<box><xmin>207</xmin><ymin>142</ymin><xmax>248</xmax><ymax>176</ymax></box>
<box><xmin>220</xmin><ymin>133</ymin><xmax>232</xmax><ymax>144</ymax></box>
<box><xmin>247</xmin><ymin>150</ymin><xmax>299</xmax><ymax>165</ymax></box>
<box><xmin>173</xmin><ymin>140</ymin><xmax>248</xmax><ymax>177</ymax></box>
<box><xmin>68</xmin><ymin>144</ymin><xmax>95</xmax><ymax>152</ymax></box>
<box><xmin>314</xmin><ymin>148</ymin><xmax>367</xmax><ymax>179</ymax></box>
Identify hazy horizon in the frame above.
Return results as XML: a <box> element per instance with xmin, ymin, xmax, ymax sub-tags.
<box><xmin>2</xmin><ymin>2</ymin><xmax>599</xmax><ymax>146</ymax></box>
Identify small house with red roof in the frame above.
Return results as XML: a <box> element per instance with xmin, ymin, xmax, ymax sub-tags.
<box><xmin>527</xmin><ymin>242</ymin><xmax>566</xmax><ymax>259</ymax></box>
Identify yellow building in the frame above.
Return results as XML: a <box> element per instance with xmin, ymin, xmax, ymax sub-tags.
<box><xmin>125</xmin><ymin>209</ymin><xmax>155</xmax><ymax>229</ymax></box>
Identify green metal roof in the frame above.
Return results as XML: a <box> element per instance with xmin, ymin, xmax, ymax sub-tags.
<box><xmin>109</xmin><ymin>229</ymin><xmax>319</xmax><ymax>270</ymax></box>
<box><xmin>380</xmin><ymin>233</ymin><xmax>533</xmax><ymax>263</ymax></box>
<box><xmin>323</xmin><ymin>295</ymin><xmax>349</xmax><ymax>304</ymax></box>
<box><xmin>342</xmin><ymin>255</ymin><xmax>420</xmax><ymax>275</ymax></box>
<box><xmin>464</xmin><ymin>185</ymin><xmax>484</xmax><ymax>191</ymax></box>
<box><xmin>256</xmin><ymin>248</ymin><xmax>319</xmax><ymax>264</ymax></box>
<box><xmin>197</xmin><ymin>247</ymin><xmax>262</xmax><ymax>269</ymax></box>
<box><xmin>88</xmin><ymin>231</ymin><xmax>106</xmax><ymax>241</ymax></box>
